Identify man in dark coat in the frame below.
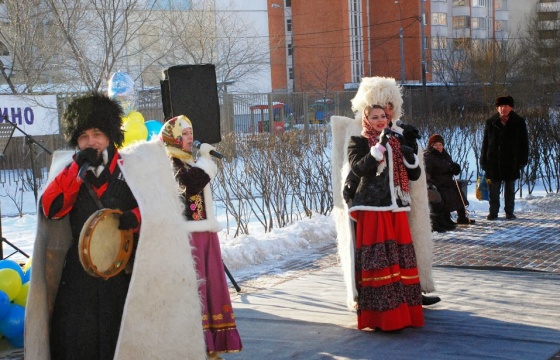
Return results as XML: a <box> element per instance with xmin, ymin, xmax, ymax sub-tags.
<box><xmin>480</xmin><ymin>95</ymin><xmax>529</xmax><ymax>220</ymax></box>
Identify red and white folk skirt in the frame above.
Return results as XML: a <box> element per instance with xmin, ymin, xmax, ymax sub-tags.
<box><xmin>351</xmin><ymin>210</ymin><xmax>424</xmax><ymax>331</ymax></box>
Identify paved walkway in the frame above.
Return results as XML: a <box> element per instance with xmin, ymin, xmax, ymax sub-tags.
<box><xmin>2</xmin><ymin>211</ymin><xmax>559</xmax><ymax>359</ymax></box>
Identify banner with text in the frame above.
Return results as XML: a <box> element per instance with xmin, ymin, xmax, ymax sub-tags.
<box><xmin>0</xmin><ymin>95</ymin><xmax>59</xmax><ymax>136</ymax></box>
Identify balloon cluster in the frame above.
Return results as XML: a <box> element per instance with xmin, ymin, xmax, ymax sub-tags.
<box><xmin>0</xmin><ymin>258</ymin><xmax>31</xmax><ymax>348</ymax></box>
<box><xmin>108</xmin><ymin>71</ymin><xmax>163</xmax><ymax>147</ymax></box>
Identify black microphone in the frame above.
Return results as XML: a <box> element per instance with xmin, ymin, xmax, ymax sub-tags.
<box><xmin>193</xmin><ymin>140</ymin><xmax>224</xmax><ymax>160</ymax></box>
<box><xmin>78</xmin><ymin>162</ymin><xmax>89</xmax><ymax>179</ymax></box>
<box><xmin>395</xmin><ymin>119</ymin><xmax>421</xmax><ymax>139</ymax></box>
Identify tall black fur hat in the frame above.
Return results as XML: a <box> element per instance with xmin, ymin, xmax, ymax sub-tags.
<box><xmin>495</xmin><ymin>95</ymin><xmax>514</xmax><ymax>108</ymax></box>
<box><xmin>63</xmin><ymin>92</ymin><xmax>124</xmax><ymax>147</ymax></box>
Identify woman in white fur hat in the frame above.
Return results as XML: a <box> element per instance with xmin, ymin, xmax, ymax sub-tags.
<box><xmin>346</xmin><ymin>104</ymin><xmax>424</xmax><ymax>331</ymax></box>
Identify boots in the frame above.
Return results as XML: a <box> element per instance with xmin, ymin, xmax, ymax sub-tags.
<box><xmin>457</xmin><ymin>208</ymin><xmax>475</xmax><ymax>225</ymax></box>
<box><xmin>430</xmin><ymin>214</ymin><xmax>447</xmax><ymax>233</ymax></box>
<box><xmin>430</xmin><ymin>202</ymin><xmax>455</xmax><ymax>232</ymax></box>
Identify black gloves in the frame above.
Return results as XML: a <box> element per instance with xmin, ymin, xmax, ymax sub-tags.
<box><xmin>401</xmin><ymin>124</ymin><xmax>420</xmax><ymax>154</ymax></box>
<box><xmin>75</xmin><ymin>148</ymin><xmax>102</xmax><ymax>167</ymax></box>
<box><xmin>451</xmin><ymin>162</ymin><xmax>461</xmax><ymax>175</ymax></box>
<box><xmin>119</xmin><ymin>210</ymin><xmax>139</xmax><ymax>230</ymax></box>
<box><xmin>400</xmin><ymin>144</ymin><xmax>416</xmax><ymax>163</ymax></box>
<box><xmin>379</xmin><ymin>128</ymin><xmax>392</xmax><ymax>147</ymax></box>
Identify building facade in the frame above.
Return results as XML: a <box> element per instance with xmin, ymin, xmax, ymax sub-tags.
<box><xmin>267</xmin><ymin>0</ymin><xmax>548</xmax><ymax>93</ymax></box>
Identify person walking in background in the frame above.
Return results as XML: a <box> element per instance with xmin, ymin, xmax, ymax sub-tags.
<box><xmin>424</xmin><ymin>134</ymin><xmax>474</xmax><ymax>232</ymax></box>
<box><xmin>159</xmin><ymin>115</ymin><xmax>242</xmax><ymax>359</ymax></box>
<box><xmin>346</xmin><ymin>104</ymin><xmax>424</xmax><ymax>332</ymax></box>
<box><xmin>480</xmin><ymin>96</ymin><xmax>529</xmax><ymax>220</ymax></box>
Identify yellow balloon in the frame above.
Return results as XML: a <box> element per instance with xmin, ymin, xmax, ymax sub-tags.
<box><xmin>0</xmin><ymin>269</ymin><xmax>22</xmax><ymax>301</ymax></box>
<box><xmin>13</xmin><ymin>282</ymin><xmax>29</xmax><ymax>307</ymax></box>
<box><xmin>22</xmin><ymin>257</ymin><xmax>32</xmax><ymax>273</ymax></box>
<box><xmin>122</xmin><ymin>119</ymin><xmax>148</xmax><ymax>147</ymax></box>
<box><xmin>121</xmin><ymin>115</ymin><xmax>130</xmax><ymax>125</ymax></box>
<box><xmin>127</xmin><ymin>111</ymin><xmax>145</xmax><ymax>124</ymax></box>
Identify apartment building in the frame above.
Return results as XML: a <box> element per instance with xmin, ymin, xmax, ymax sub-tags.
<box><xmin>267</xmin><ymin>0</ymin><xmax>547</xmax><ymax>92</ymax></box>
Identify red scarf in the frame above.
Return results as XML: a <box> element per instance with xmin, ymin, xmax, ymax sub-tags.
<box><xmin>361</xmin><ymin>120</ymin><xmax>410</xmax><ymax>204</ymax></box>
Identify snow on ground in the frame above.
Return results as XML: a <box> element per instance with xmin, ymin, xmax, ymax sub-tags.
<box><xmin>1</xmin><ymin>181</ymin><xmax>558</xmax><ymax>281</ymax></box>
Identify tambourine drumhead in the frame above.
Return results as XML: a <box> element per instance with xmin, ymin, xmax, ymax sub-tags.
<box><xmin>78</xmin><ymin>208</ymin><xmax>134</xmax><ymax>279</ymax></box>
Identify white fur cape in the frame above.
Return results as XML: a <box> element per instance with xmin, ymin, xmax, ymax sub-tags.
<box><xmin>331</xmin><ymin>115</ymin><xmax>436</xmax><ymax>309</ymax></box>
<box><xmin>24</xmin><ymin>140</ymin><xmax>206</xmax><ymax>360</ymax></box>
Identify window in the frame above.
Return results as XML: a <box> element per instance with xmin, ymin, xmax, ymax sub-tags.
<box><xmin>495</xmin><ymin>20</ymin><xmax>507</xmax><ymax>31</ymax></box>
<box><xmin>453</xmin><ymin>38</ymin><xmax>471</xmax><ymax>50</ymax></box>
<box><xmin>285</xmin><ymin>0</ymin><xmax>291</xmax><ymax>7</ymax></box>
<box><xmin>286</xmin><ymin>19</ymin><xmax>292</xmax><ymax>32</ymax></box>
<box><xmin>431</xmin><ymin>37</ymin><xmax>448</xmax><ymax>49</ymax></box>
<box><xmin>472</xmin><ymin>17</ymin><xmax>486</xmax><ymax>29</ymax></box>
<box><xmin>473</xmin><ymin>0</ymin><xmax>487</xmax><ymax>6</ymax></box>
<box><xmin>452</xmin><ymin>0</ymin><xmax>466</xmax><ymax>6</ymax></box>
<box><xmin>453</xmin><ymin>16</ymin><xmax>470</xmax><ymax>29</ymax></box>
<box><xmin>495</xmin><ymin>0</ymin><xmax>507</xmax><ymax>10</ymax></box>
<box><xmin>289</xmin><ymin>68</ymin><xmax>294</xmax><ymax>80</ymax></box>
<box><xmin>432</xmin><ymin>13</ymin><xmax>447</xmax><ymax>26</ymax></box>
<box><xmin>287</xmin><ymin>43</ymin><xmax>293</xmax><ymax>56</ymax></box>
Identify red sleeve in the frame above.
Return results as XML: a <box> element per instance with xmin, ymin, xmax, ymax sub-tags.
<box><xmin>42</xmin><ymin>161</ymin><xmax>83</xmax><ymax>219</ymax></box>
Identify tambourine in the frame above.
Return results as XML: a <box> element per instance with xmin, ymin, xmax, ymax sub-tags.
<box><xmin>78</xmin><ymin>208</ymin><xmax>134</xmax><ymax>279</ymax></box>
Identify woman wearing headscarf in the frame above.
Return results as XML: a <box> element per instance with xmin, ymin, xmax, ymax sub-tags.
<box><xmin>159</xmin><ymin>115</ymin><xmax>242</xmax><ymax>359</ymax></box>
<box><xmin>347</xmin><ymin>104</ymin><xmax>424</xmax><ymax>332</ymax></box>
<box><xmin>424</xmin><ymin>134</ymin><xmax>474</xmax><ymax>230</ymax></box>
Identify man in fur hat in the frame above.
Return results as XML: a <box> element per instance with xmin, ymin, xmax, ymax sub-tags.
<box><xmin>481</xmin><ymin>95</ymin><xmax>528</xmax><ymax>220</ymax></box>
<box><xmin>332</xmin><ymin>77</ymin><xmax>440</xmax><ymax>310</ymax></box>
<box><xmin>25</xmin><ymin>92</ymin><xmax>206</xmax><ymax>360</ymax></box>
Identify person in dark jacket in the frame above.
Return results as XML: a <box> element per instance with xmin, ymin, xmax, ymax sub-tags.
<box><xmin>480</xmin><ymin>96</ymin><xmax>529</xmax><ymax>220</ymax></box>
<box><xmin>424</xmin><ymin>134</ymin><xmax>474</xmax><ymax>232</ymax></box>
<box><xmin>347</xmin><ymin>104</ymin><xmax>425</xmax><ymax>331</ymax></box>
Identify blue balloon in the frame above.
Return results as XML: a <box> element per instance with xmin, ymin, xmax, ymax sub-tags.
<box><xmin>145</xmin><ymin>120</ymin><xmax>163</xmax><ymax>140</ymax></box>
<box><xmin>22</xmin><ymin>267</ymin><xmax>31</xmax><ymax>283</ymax></box>
<box><xmin>0</xmin><ymin>304</ymin><xmax>25</xmax><ymax>339</ymax></box>
<box><xmin>7</xmin><ymin>335</ymin><xmax>23</xmax><ymax>348</ymax></box>
<box><xmin>0</xmin><ymin>291</ymin><xmax>9</xmax><ymax>318</ymax></box>
<box><xmin>0</xmin><ymin>260</ymin><xmax>24</xmax><ymax>280</ymax></box>
<box><xmin>108</xmin><ymin>71</ymin><xmax>135</xmax><ymax>95</ymax></box>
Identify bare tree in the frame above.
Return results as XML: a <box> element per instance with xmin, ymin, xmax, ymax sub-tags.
<box><xmin>299</xmin><ymin>45</ymin><xmax>345</xmax><ymax>100</ymax></box>
<box><xmin>0</xmin><ymin>0</ymin><xmax>65</xmax><ymax>93</ymax></box>
<box><xmin>157</xmin><ymin>0</ymin><xmax>270</xmax><ymax>92</ymax></box>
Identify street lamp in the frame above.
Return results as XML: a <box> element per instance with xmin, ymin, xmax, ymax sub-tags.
<box><xmin>395</xmin><ymin>1</ymin><xmax>406</xmax><ymax>84</ymax></box>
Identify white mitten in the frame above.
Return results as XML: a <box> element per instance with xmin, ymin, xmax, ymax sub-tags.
<box><xmin>198</xmin><ymin>143</ymin><xmax>215</xmax><ymax>159</ymax></box>
<box><xmin>193</xmin><ymin>156</ymin><xmax>218</xmax><ymax>179</ymax></box>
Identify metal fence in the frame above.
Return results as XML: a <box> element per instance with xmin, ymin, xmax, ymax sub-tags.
<box><xmin>0</xmin><ymin>86</ymin><xmax>460</xmax><ymax>188</ymax></box>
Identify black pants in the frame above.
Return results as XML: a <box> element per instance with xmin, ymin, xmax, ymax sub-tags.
<box><xmin>488</xmin><ymin>179</ymin><xmax>516</xmax><ymax>216</ymax></box>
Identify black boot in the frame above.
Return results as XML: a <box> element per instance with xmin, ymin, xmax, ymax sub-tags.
<box><xmin>422</xmin><ymin>295</ymin><xmax>441</xmax><ymax>306</ymax></box>
<box><xmin>457</xmin><ymin>208</ymin><xmax>475</xmax><ymax>224</ymax></box>
<box><xmin>430</xmin><ymin>214</ymin><xmax>447</xmax><ymax>233</ymax></box>
<box><xmin>432</xmin><ymin>202</ymin><xmax>456</xmax><ymax>230</ymax></box>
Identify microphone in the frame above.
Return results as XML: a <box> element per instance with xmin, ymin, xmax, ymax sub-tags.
<box><xmin>395</xmin><ymin>120</ymin><xmax>421</xmax><ymax>139</ymax></box>
<box><xmin>193</xmin><ymin>140</ymin><xmax>224</xmax><ymax>160</ymax></box>
<box><xmin>78</xmin><ymin>162</ymin><xmax>89</xmax><ymax>179</ymax></box>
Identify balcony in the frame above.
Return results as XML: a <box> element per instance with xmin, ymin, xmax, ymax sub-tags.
<box><xmin>538</xmin><ymin>2</ymin><xmax>560</xmax><ymax>13</ymax></box>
